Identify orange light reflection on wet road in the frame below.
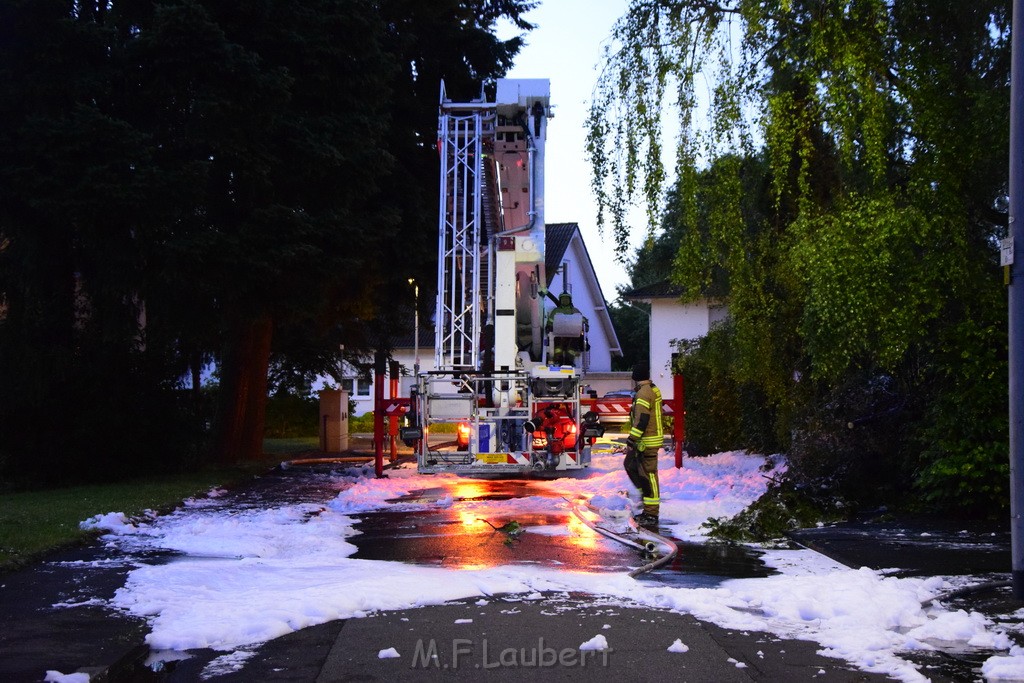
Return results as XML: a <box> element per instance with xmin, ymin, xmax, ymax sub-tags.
<box><xmin>458</xmin><ymin>510</ymin><xmax>484</xmax><ymax>528</ymax></box>
<box><xmin>435</xmin><ymin>479</ymin><xmax>602</xmax><ymax>569</ymax></box>
<box><xmin>565</xmin><ymin>512</ymin><xmax>600</xmax><ymax>551</ymax></box>
<box><xmin>452</xmin><ymin>481</ymin><xmax>488</xmax><ymax>502</ymax></box>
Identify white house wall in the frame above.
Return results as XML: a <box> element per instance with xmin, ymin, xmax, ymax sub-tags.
<box><xmin>556</xmin><ymin>234</ymin><xmax>616</xmax><ymax>373</ymax></box>
<box><xmin>322</xmin><ymin>353</ymin><xmax>433</xmax><ymax>417</ymax></box>
<box><xmin>649</xmin><ymin>299</ymin><xmax>713</xmax><ymax>400</ymax></box>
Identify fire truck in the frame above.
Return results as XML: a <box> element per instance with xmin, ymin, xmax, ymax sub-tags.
<box><xmin>400</xmin><ymin>78</ymin><xmax>604</xmax><ymax>474</ymax></box>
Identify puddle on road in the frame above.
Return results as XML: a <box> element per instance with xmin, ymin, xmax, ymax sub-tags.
<box><xmin>349</xmin><ymin>508</ymin><xmax>775</xmax><ymax>585</ymax></box>
<box><xmin>199</xmin><ymin>463</ymin><xmax>775</xmax><ymax>585</ymax></box>
<box><xmin>387</xmin><ymin>478</ymin><xmax>568</xmax><ymax>504</ymax></box>
<box><xmin>901</xmin><ymin>648</ymin><xmax>996</xmax><ymax>683</ymax></box>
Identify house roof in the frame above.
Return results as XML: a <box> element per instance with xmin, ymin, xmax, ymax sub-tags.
<box><xmin>545</xmin><ymin>223</ymin><xmax>575</xmax><ymax>286</ymax></box>
<box><xmin>389</xmin><ymin>323</ymin><xmax>434</xmax><ymax>350</ymax></box>
<box><xmin>621</xmin><ymin>280</ymin><xmax>685</xmax><ymax>300</ymax></box>
<box><xmin>543</xmin><ymin>222</ymin><xmax>622</xmax><ymax>357</ymax></box>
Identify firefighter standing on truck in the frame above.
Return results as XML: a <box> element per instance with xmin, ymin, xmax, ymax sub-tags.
<box><xmin>545</xmin><ymin>291</ymin><xmax>589</xmax><ymax>366</ymax></box>
<box><xmin>624</xmin><ymin>361</ymin><xmax>663</xmax><ymax>530</ymax></box>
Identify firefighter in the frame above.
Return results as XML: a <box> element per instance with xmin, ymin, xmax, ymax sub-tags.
<box><xmin>546</xmin><ymin>291</ymin><xmax>589</xmax><ymax>366</ymax></box>
<box><xmin>623</xmin><ymin>361</ymin><xmax>663</xmax><ymax>529</ymax></box>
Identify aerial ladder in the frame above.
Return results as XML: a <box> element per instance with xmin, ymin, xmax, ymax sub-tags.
<box><xmin>402</xmin><ymin>78</ymin><xmax>603</xmax><ymax>474</ymax></box>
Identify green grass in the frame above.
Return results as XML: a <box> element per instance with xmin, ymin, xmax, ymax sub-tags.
<box><xmin>261</xmin><ymin>436</ymin><xmax>320</xmax><ymax>456</ymax></box>
<box><xmin>0</xmin><ymin>438</ymin><xmax>320</xmax><ymax>573</ymax></box>
<box><xmin>0</xmin><ymin>471</ymin><xmax>238</xmax><ymax>572</ymax></box>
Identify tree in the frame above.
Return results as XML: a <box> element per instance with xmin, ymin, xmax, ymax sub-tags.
<box><xmin>0</xmin><ymin>0</ymin><xmax>538</xmax><ymax>480</ymax></box>
<box><xmin>0</xmin><ymin>0</ymin><xmax>198</xmax><ymax>483</ymax></box>
<box><xmin>200</xmin><ymin>0</ymin><xmax>537</xmax><ymax>461</ymax></box>
<box><xmin>607</xmin><ymin>296</ymin><xmax>649</xmax><ymax>372</ymax></box>
<box><xmin>590</xmin><ymin>1</ymin><xmax>1010</xmax><ymax>512</ymax></box>
<box><xmin>117</xmin><ymin>0</ymin><xmax>402</xmax><ymax>463</ymax></box>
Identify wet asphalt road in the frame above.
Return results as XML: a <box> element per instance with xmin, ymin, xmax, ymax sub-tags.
<box><xmin>2</xmin><ymin>459</ymin><xmax>1016</xmax><ymax>682</ymax></box>
<box><xmin>347</xmin><ymin>477</ymin><xmax>773</xmax><ymax>587</ymax></box>
<box><xmin>263</xmin><ymin>461</ymin><xmax>775</xmax><ymax>585</ymax></box>
<box><xmin>0</xmin><ymin>461</ymin><xmax>776</xmax><ymax>682</ymax></box>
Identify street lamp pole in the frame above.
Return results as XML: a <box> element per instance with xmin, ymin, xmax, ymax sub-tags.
<box><xmin>408</xmin><ymin>278</ymin><xmax>420</xmax><ymax>376</ymax></box>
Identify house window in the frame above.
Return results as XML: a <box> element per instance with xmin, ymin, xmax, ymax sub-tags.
<box><xmin>709</xmin><ymin>304</ymin><xmax>729</xmax><ymax>328</ymax></box>
<box><xmin>341</xmin><ymin>378</ymin><xmax>371</xmax><ymax>397</ymax></box>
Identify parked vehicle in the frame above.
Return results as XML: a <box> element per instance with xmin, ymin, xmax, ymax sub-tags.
<box><xmin>603</xmin><ymin>389</ymin><xmax>635</xmax><ymax>399</ymax></box>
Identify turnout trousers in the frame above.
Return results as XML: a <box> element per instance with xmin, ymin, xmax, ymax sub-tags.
<box><xmin>624</xmin><ymin>447</ymin><xmax>661</xmax><ymax>517</ymax></box>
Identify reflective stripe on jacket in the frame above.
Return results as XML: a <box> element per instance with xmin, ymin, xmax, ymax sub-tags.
<box><xmin>629</xmin><ymin>381</ymin><xmax>663</xmax><ymax>451</ymax></box>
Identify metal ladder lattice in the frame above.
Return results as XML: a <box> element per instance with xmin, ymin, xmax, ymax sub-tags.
<box><xmin>436</xmin><ymin>106</ymin><xmax>493</xmax><ymax>371</ymax></box>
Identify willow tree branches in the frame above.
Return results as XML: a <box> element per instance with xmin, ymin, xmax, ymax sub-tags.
<box><xmin>587</xmin><ymin>0</ymin><xmax>1009</xmax><ymax>381</ymax></box>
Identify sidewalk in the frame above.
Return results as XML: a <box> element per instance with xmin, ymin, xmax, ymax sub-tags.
<box><xmin>126</xmin><ymin>595</ymin><xmax>896</xmax><ymax>682</ymax></box>
<box><xmin>1</xmin><ymin>503</ymin><xmax>1015</xmax><ymax>682</ymax></box>
<box><xmin>789</xmin><ymin>513</ymin><xmax>1012</xmax><ymax>579</ymax></box>
<box><xmin>133</xmin><ymin>514</ymin><xmax>1014</xmax><ymax>682</ymax></box>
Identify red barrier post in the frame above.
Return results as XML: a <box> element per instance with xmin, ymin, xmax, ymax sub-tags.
<box><xmin>388</xmin><ymin>360</ymin><xmax>400</xmax><ymax>462</ymax></box>
<box><xmin>674</xmin><ymin>372</ymin><xmax>686</xmax><ymax>468</ymax></box>
<box><xmin>373</xmin><ymin>351</ymin><xmax>386</xmax><ymax>477</ymax></box>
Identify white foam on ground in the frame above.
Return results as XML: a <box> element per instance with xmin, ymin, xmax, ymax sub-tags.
<box><xmin>70</xmin><ymin>451</ymin><xmax>1021</xmax><ymax>682</ymax></box>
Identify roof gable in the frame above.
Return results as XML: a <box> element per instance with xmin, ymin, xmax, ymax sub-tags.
<box><xmin>544</xmin><ymin>222</ymin><xmax>622</xmax><ymax>357</ymax></box>
<box><xmin>545</xmin><ymin>223</ymin><xmax>575</xmax><ymax>286</ymax></box>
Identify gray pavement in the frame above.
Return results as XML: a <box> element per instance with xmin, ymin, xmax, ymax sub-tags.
<box><xmin>1</xmin><ymin>463</ymin><xmax>1018</xmax><ymax>682</ymax></box>
<box><xmin>110</xmin><ymin>595</ymin><xmax>893</xmax><ymax>682</ymax></box>
<box><xmin>0</xmin><ymin>543</ymin><xmax>151</xmax><ymax>682</ymax></box>
<box><xmin>296</xmin><ymin>596</ymin><xmax>890</xmax><ymax>681</ymax></box>
<box><xmin>0</xmin><ymin>535</ymin><xmax>982</xmax><ymax>683</ymax></box>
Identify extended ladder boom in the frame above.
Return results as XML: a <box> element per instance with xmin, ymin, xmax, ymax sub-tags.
<box><xmin>409</xmin><ymin>78</ymin><xmax>603</xmax><ymax>475</ymax></box>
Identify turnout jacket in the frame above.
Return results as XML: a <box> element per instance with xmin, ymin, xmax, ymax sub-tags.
<box><xmin>629</xmin><ymin>380</ymin><xmax>663</xmax><ymax>452</ymax></box>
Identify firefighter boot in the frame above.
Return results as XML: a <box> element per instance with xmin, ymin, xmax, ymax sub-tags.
<box><xmin>634</xmin><ymin>511</ymin><xmax>659</xmax><ymax>531</ymax></box>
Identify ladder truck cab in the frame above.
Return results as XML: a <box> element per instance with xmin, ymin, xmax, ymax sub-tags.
<box><xmin>402</xmin><ymin>78</ymin><xmax>604</xmax><ymax>475</ymax></box>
